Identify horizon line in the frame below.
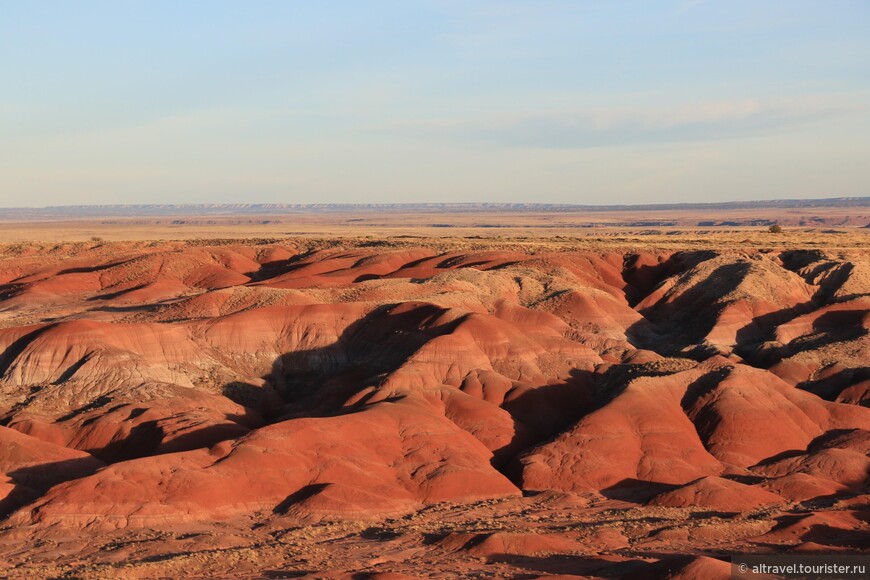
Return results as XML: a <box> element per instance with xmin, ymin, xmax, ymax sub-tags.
<box><xmin>1</xmin><ymin>195</ymin><xmax>868</xmax><ymax>214</ymax></box>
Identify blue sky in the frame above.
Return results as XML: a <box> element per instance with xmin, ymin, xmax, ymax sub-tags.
<box><xmin>1</xmin><ymin>0</ymin><xmax>868</xmax><ymax>206</ymax></box>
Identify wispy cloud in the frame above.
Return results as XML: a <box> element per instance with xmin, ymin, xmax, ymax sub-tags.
<box><xmin>371</xmin><ymin>93</ymin><xmax>869</xmax><ymax>149</ymax></box>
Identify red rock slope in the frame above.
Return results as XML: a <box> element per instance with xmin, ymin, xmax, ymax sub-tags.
<box><xmin>0</xmin><ymin>240</ymin><xmax>867</xmax><ymax>577</ymax></box>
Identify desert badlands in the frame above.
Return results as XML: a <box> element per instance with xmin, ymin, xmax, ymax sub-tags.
<box><xmin>0</xmin><ymin>208</ymin><xmax>867</xmax><ymax>578</ymax></box>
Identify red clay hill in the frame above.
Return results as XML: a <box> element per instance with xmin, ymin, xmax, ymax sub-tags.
<box><xmin>0</xmin><ymin>238</ymin><xmax>867</xmax><ymax>577</ymax></box>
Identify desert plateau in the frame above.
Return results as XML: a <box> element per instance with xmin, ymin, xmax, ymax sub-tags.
<box><xmin>0</xmin><ymin>203</ymin><xmax>867</xmax><ymax>578</ymax></box>
<box><xmin>5</xmin><ymin>1</ymin><xmax>870</xmax><ymax>576</ymax></box>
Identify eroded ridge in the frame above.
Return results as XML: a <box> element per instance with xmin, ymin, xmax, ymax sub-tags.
<box><xmin>0</xmin><ymin>239</ymin><xmax>867</xmax><ymax>578</ymax></box>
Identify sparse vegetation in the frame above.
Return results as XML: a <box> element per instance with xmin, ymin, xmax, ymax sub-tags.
<box><xmin>768</xmin><ymin>224</ymin><xmax>782</xmax><ymax>233</ymax></box>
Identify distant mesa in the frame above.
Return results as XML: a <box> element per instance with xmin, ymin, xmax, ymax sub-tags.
<box><xmin>0</xmin><ymin>196</ymin><xmax>868</xmax><ymax>219</ymax></box>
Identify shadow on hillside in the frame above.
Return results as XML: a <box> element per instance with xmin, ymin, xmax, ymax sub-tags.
<box><xmin>625</xmin><ymin>261</ymin><xmax>752</xmax><ymax>356</ymax></box>
<box><xmin>621</xmin><ymin>249</ymin><xmax>717</xmax><ymax>307</ymax></box>
<box><xmin>214</xmin><ymin>298</ymin><xmax>730</xmax><ymax>484</ymax></box>
<box><xmin>734</xmin><ymin>304</ymin><xmax>868</xmax><ymax>386</ymax></box>
<box><xmin>244</xmin><ymin>302</ymin><xmax>466</xmax><ymax>418</ymax></box>
<box><xmin>1</xmin><ymin>456</ymin><xmax>103</xmax><ymax>518</ymax></box>
<box><xmin>217</xmin><ymin>302</ymin><xmax>608</xmax><ymax>474</ymax></box>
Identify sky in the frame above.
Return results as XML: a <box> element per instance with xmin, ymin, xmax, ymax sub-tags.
<box><xmin>1</xmin><ymin>0</ymin><xmax>868</xmax><ymax>207</ymax></box>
